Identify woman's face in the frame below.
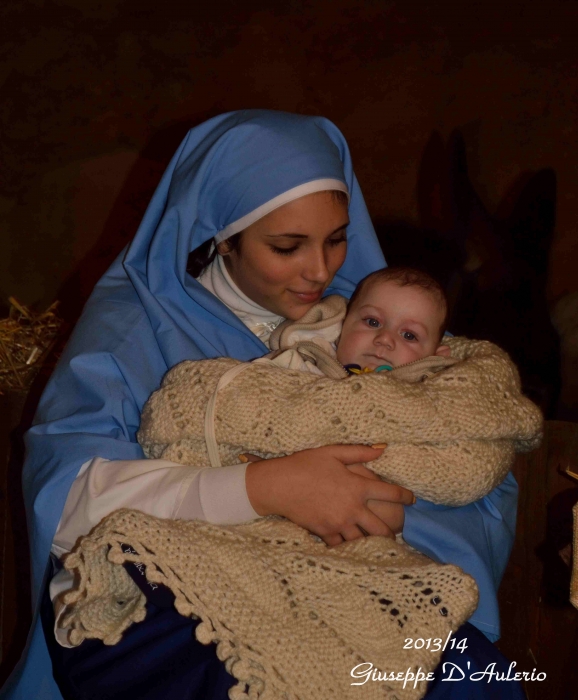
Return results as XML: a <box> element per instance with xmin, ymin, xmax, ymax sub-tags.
<box><xmin>219</xmin><ymin>191</ymin><xmax>349</xmax><ymax>320</ymax></box>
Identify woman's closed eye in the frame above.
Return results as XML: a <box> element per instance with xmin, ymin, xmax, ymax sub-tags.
<box><xmin>269</xmin><ymin>233</ymin><xmax>346</xmax><ymax>257</ymax></box>
<box><xmin>270</xmin><ymin>244</ymin><xmax>300</xmax><ymax>256</ymax></box>
<box><xmin>327</xmin><ymin>233</ymin><xmax>347</xmax><ymax>247</ymax></box>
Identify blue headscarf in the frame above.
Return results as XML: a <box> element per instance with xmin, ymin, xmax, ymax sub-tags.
<box><xmin>5</xmin><ymin>110</ymin><xmax>516</xmax><ymax>700</ymax></box>
<box><xmin>121</xmin><ymin>110</ymin><xmax>383</xmax><ymax>368</ymax></box>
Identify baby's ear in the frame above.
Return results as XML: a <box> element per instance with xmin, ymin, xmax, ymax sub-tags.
<box><xmin>435</xmin><ymin>344</ymin><xmax>452</xmax><ymax>357</ymax></box>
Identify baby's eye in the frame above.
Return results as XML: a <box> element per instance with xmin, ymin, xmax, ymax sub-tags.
<box><xmin>364</xmin><ymin>317</ymin><xmax>381</xmax><ymax>329</ymax></box>
<box><xmin>402</xmin><ymin>331</ymin><xmax>417</xmax><ymax>341</ymax></box>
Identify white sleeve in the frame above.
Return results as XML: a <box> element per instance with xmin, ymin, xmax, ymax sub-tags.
<box><xmin>52</xmin><ymin>457</ymin><xmax>260</xmax><ymax>555</ymax></box>
<box><xmin>51</xmin><ymin>456</ymin><xmax>260</xmax><ymax>647</ymax></box>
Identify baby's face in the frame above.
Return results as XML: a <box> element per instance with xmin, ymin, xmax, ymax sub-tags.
<box><xmin>336</xmin><ymin>280</ymin><xmax>449</xmax><ymax>369</ymax></box>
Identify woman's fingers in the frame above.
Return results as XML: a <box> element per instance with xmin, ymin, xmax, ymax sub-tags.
<box><xmin>323</xmin><ymin>533</ymin><xmax>345</xmax><ymax>547</ymax></box>
<box><xmin>366</xmin><ymin>500</ymin><xmax>405</xmax><ymax>534</ymax></box>
<box><xmin>346</xmin><ymin>463</ymin><xmax>380</xmax><ymax>479</ymax></box>
<box><xmin>332</xmin><ymin>511</ymin><xmax>396</xmax><ymax>543</ymax></box>
<box><xmin>346</xmin><ymin>465</ymin><xmax>411</xmax><ymax>532</ymax></box>
<box><xmin>340</xmin><ymin>525</ymin><xmax>368</xmax><ymax>542</ymax></box>
<box><xmin>327</xmin><ymin>512</ymin><xmax>396</xmax><ymax>545</ymax></box>
<box><xmin>356</xmin><ymin>509</ymin><xmax>396</xmax><ymax>539</ymax></box>
<box><xmin>346</xmin><ymin>463</ymin><xmax>415</xmax><ymax>513</ymax></box>
<box><xmin>365</xmin><ymin>479</ymin><xmax>415</xmax><ymax>506</ymax></box>
<box><xmin>239</xmin><ymin>453</ymin><xmax>263</xmax><ymax>463</ymax></box>
<box><xmin>324</xmin><ymin>444</ymin><xmax>385</xmax><ymax>465</ymax></box>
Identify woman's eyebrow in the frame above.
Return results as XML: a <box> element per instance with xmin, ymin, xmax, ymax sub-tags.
<box><xmin>266</xmin><ymin>222</ymin><xmax>350</xmax><ymax>239</ymax></box>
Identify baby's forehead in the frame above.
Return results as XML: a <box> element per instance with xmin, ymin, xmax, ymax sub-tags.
<box><xmin>358</xmin><ymin>278</ymin><xmax>437</xmax><ymax>305</ymax></box>
<box><xmin>351</xmin><ymin>279</ymin><xmax>445</xmax><ymax>325</ymax></box>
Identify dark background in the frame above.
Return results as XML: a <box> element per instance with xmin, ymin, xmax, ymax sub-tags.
<box><xmin>1</xmin><ymin>0</ymin><xmax>578</xmax><ymax>694</ymax></box>
<box><xmin>1</xmin><ymin>0</ymin><xmax>577</xmax><ymax>316</ymax></box>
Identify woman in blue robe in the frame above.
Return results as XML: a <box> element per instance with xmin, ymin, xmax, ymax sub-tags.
<box><xmin>2</xmin><ymin>110</ymin><xmax>523</xmax><ymax>700</ymax></box>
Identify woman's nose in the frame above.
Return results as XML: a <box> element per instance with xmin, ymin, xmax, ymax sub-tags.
<box><xmin>303</xmin><ymin>248</ymin><xmax>330</xmax><ymax>284</ymax></box>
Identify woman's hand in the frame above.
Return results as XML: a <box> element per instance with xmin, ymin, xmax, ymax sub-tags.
<box><xmin>345</xmin><ymin>463</ymin><xmax>407</xmax><ymax>536</ymax></box>
<box><xmin>244</xmin><ymin>445</ymin><xmax>414</xmax><ymax>547</ymax></box>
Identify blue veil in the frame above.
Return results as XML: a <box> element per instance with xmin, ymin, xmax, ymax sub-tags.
<box><xmin>4</xmin><ymin>111</ymin><xmax>517</xmax><ymax>700</ymax></box>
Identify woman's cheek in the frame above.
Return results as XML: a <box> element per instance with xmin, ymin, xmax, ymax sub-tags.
<box><xmin>333</xmin><ymin>244</ymin><xmax>348</xmax><ymax>272</ymax></box>
<box><xmin>249</xmin><ymin>250</ymin><xmax>289</xmax><ymax>285</ymax></box>
<box><xmin>259</xmin><ymin>260</ymin><xmax>295</xmax><ymax>287</ymax></box>
<box><xmin>324</xmin><ymin>244</ymin><xmax>347</xmax><ymax>280</ymax></box>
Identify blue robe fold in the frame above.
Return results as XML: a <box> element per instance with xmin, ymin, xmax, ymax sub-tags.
<box><xmin>2</xmin><ymin>110</ymin><xmax>516</xmax><ymax>700</ymax></box>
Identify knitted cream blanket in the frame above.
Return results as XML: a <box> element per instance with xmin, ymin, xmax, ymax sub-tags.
<box><xmin>63</xmin><ymin>512</ymin><xmax>478</xmax><ymax>700</ymax></box>
<box><xmin>61</xmin><ymin>331</ymin><xmax>542</xmax><ymax>700</ymax></box>
<box><xmin>138</xmin><ymin>335</ymin><xmax>543</xmax><ymax>507</ymax></box>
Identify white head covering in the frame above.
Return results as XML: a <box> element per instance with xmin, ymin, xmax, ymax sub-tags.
<box><xmin>215</xmin><ymin>178</ymin><xmax>349</xmax><ymax>243</ymax></box>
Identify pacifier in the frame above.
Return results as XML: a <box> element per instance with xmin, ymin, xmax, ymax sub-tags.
<box><xmin>344</xmin><ymin>363</ymin><xmax>393</xmax><ymax>375</ymax></box>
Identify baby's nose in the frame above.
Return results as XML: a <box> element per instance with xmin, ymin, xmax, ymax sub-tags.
<box><xmin>375</xmin><ymin>329</ymin><xmax>395</xmax><ymax>348</ymax></box>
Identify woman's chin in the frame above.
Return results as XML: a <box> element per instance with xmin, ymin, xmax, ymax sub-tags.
<box><xmin>283</xmin><ymin>306</ymin><xmax>315</xmax><ymax>321</ymax></box>
<box><xmin>281</xmin><ymin>298</ymin><xmax>321</xmax><ymax>321</ymax></box>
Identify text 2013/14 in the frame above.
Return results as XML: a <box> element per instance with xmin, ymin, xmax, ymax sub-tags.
<box><xmin>404</xmin><ymin>632</ymin><xmax>467</xmax><ymax>654</ymax></box>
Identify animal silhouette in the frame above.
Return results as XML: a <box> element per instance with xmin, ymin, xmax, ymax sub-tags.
<box><xmin>374</xmin><ymin>130</ymin><xmax>560</xmax><ymax>416</ymax></box>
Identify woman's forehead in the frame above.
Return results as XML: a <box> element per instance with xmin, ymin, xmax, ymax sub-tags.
<box><xmin>213</xmin><ymin>181</ymin><xmax>349</xmax><ymax>244</ymax></box>
<box><xmin>241</xmin><ymin>191</ymin><xmax>349</xmax><ymax>237</ymax></box>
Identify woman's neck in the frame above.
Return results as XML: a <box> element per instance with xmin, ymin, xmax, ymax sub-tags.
<box><xmin>198</xmin><ymin>254</ymin><xmax>284</xmax><ymax>345</ymax></box>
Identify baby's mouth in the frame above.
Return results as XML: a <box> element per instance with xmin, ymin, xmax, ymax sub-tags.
<box><xmin>364</xmin><ymin>354</ymin><xmax>393</xmax><ymax>368</ymax></box>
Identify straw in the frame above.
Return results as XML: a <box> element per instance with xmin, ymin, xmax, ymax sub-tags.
<box><xmin>0</xmin><ymin>297</ymin><xmax>63</xmax><ymax>394</ymax></box>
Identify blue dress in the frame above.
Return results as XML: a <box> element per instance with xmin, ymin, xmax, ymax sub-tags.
<box><xmin>2</xmin><ymin>110</ymin><xmax>521</xmax><ymax>700</ymax></box>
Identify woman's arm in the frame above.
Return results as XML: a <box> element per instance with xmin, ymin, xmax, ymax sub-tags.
<box><xmin>52</xmin><ymin>457</ymin><xmax>260</xmax><ymax>556</ymax></box>
<box><xmin>54</xmin><ymin>446</ymin><xmax>412</xmax><ymax>555</ymax></box>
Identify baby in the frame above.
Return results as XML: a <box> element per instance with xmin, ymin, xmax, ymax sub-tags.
<box><xmin>264</xmin><ymin>265</ymin><xmax>452</xmax><ymax>379</ymax></box>
<box><xmin>336</xmin><ymin>266</ymin><xmax>451</xmax><ymax>371</ymax></box>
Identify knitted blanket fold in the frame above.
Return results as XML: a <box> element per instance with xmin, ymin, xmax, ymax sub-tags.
<box><xmin>62</xmin><ymin>509</ymin><xmax>478</xmax><ymax>700</ymax></box>
<box><xmin>138</xmin><ymin>336</ymin><xmax>543</xmax><ymax>507</ymax></box>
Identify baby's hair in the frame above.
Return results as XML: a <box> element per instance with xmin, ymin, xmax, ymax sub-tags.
<box><xmin>349</xmin><ymin>266</ymin><xmax>449</xmax><ymax>340</ymax></box>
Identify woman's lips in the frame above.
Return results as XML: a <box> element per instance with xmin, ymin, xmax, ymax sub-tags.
<box><xmin>289</xmin><ymin>290</ymin><xmax>323</xmax><ymax>303</ymax></box>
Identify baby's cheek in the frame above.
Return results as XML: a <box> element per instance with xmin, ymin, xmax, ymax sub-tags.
<box><xmin>335</xmin><ymin>336</ymin><xmax>350</xmax><ymax>363</ymax></box>
<box><xmin>336</xmin><ymin>332</ymin><xmax>361</xmax><ymax>364</ymax></box>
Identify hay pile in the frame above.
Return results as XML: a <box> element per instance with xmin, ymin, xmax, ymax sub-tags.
<box><xmin>0</xmin><ymin>297</ymin><xmax>63</xmax><ymax>393</ymax></box>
